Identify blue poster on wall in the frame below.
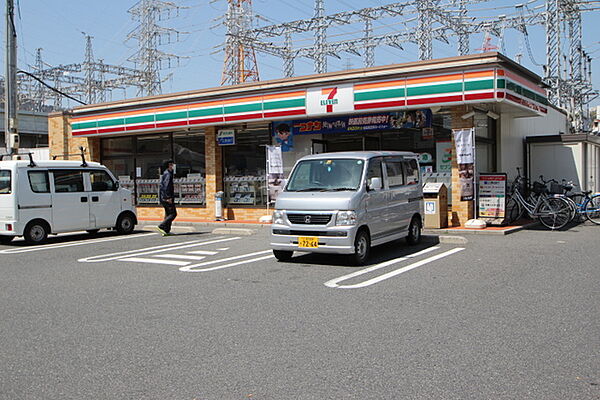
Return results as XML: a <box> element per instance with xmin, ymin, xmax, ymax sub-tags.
<box><xmin>272</xmin><ymin>110</ymin><xmax>432</xmax><ymax>148</ymax></box>
<box><xmin>272</xmin><ymin>121</ymin><xmax>294</xmax><ymax>152</ymax></box>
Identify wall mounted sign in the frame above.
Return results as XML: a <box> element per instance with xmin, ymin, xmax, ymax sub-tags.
<box><xmin>217</xmin><ymin>129</ymin><xmax>236</xmax><ymax>146</ymax></box>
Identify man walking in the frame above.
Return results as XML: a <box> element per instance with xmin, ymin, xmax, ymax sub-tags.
<box><xmin>157</xmin><ymin>160</ymin><xmax>177</xmax><ymax>236</ymax></box>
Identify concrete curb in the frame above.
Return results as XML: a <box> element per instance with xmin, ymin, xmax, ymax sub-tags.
<box><xmin>137</xmin><ymin>221</ymin><xmax>268</xmax><ymax>232</ymax></box>
<box><xmin>212</xmin><ymin>228</ymin><xmax>257</xmax><ymax>236</ymax></box>
<box><xmin>436</xmin><ymin>235</ymin><xmax>469</xmax><ymax>245</ymax></box>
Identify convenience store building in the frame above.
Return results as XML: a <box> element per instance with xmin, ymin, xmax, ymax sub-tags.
<box><xmin>49</xmin><ymin>52</ymin><xmax>568</xmax><ymax>226</ymax></box>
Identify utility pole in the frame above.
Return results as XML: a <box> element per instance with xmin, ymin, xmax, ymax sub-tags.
<box><xmin>4</xmin><ymin>0</ymin><xmax>19</xmax><ymax>155</ymax></box>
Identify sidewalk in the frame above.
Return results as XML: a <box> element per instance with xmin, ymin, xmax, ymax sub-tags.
<box><xmin>425</xmin><ymin>219</ymin><xmax>539</xmax><ymax>236</ymax></box>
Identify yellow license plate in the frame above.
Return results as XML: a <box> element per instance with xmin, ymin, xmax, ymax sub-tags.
<box><xmin>298</xmin><ymin>236</ymin><xmax>319</xmax><ymax>248</ymax></box>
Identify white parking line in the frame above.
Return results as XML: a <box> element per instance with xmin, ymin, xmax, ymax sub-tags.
<box><xmin>179</xmin><ymin>250</ymin><xmax>273</xmax><ymax>272</ymax></box>
<box><xmin>121</xmin><ymin>257</ymin><xmax>191</xmax><ymax>266</ymax></box>
<box><xmin>0</xmin><ymin>233</ymin><xmax>157</xmax><ymax>254</ymax></box>
<box><xmin>324</xmin><ymin>246</ymin><xmax>440</xmax><ymax>288</ymax></box>
<box><xmin>325</xmin><ymin>247</ymin><xmax>465</xmax><ymax>289</ymax></box>
<box><xmin>186</xmin><ymin>250</ymin><xmax>218</xmax><ymax>255</ymax></box>
<box><xmin>78</xmin><ymin>237</ymin><xmax>240</xmax><ymax>263</ymax></box>
<box><xmin>153</xmin><ymin>254</ymin><xmax>207</xmax><ymax>261</ymax></box>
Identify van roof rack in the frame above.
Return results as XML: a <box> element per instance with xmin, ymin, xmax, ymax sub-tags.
<box><xmin>51</xmin><ymin>146</ymin><xmax>88</xmax><ymax>167</ymax></box>
<box><xmin>0</xmin><ymin>152</ymin><xmax>36</xmax><ymax>167</ymax></box>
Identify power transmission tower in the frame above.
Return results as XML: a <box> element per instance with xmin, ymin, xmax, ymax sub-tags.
<box><xmin>221</xmin><ymin>0</ymin><xmax>260</xmax><ymax>85</ymax></box>
<box><xmin>235</xmin><ymin>0</ymin><xmax>596</xmax><ymax>132</ymax></box>
<box><xmin>127</xmin><ymin>0</ymin><xmax>186</xmax><ymax>95</ymax></box>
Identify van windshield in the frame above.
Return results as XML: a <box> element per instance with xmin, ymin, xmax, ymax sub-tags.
<box><xmin>0</xmin><ymin>170</ymin><xmax>11</xmax><ymax>194</ymax></box>
<box><xmin>286</xmin><ymin>159</ymin><xmax>365</xmax><ymax>192</ymax></box>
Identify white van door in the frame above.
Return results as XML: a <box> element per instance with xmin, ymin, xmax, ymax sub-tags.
<box><xmin>401</xmin><ymin>159</ymin><xmax>421</xmax><ymax>228</ymax></box>
<box><xmin>87</xmin><ymin>170</ymin><xmax>121</xmax><ymax>228</ymax></box>
<box><xmin>364</xmin><ymin>157</ymin><xmax>388</xmax><ymax>240</ymax></box>
<box><xmin>50</xmin><ymin>170</ymin><xmax>92</xmax><ymax>232</ymax></box>
<box><xmin>383</xmin><ymin>157</ymin><xmax>407</xmax><ymax>234</ymax></box>
<box><xmin>18</xmin><ymin>169</ymin><xmax>53</xmax><ymax>233</ymax></box>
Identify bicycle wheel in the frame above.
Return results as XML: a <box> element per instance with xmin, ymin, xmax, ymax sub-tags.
<box><xmin>538</xmin><ymin>197</ymin><xmax>571</xmax><ymax>230</ymax></box>
<box><xmin>568</xmin><ymin>193</ymin><xmax>586</xmax><ymax>222</ymax></box>
<box><xmin>561</xmin><ymin>196</ymin><xmax>578</xmax><ymax>222</ymax></box>
<box><xmin>584</xmin><ymin>194</ymin><xmax>600</xmax><ymax>225</ymax></box>
<box><xmin>505</xmin><ymin>196</ymin><xmax>523</xmax><ymax>223</ymax></box>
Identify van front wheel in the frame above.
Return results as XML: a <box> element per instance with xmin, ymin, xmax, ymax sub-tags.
<box><xmin>349</xmin><ymin>229</ymin><xmax>370</xmax><ymax>266</ymax></box>
<box><xmin>24</xmin><ymin>221</ymin><xmax>49</xmax><ymax>245</ymax></box>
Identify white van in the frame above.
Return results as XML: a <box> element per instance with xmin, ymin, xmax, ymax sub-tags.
<box><xmin>271</xmin><ymin>151</ymin><xmax>424</xmax><ymax>265</ymax></box>
<box><xmin>0</xmin><ymin>158</ymin><xmax>137</xmax><ymax>244</ymax></box>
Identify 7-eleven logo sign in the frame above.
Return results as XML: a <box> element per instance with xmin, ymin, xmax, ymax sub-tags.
<box><xmin>307</xmin><ymin>84</ymin><xmax>354</xmax><ymax>116</ymax></box>
<box><xmin>320</xmin><ymin>87</ymin><xmax>339</xmax><ymax>113</ymax></box>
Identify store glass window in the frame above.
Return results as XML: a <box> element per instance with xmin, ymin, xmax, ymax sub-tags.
<box><xmin>135</xmin><ymin>134</ymin><xmax>171</xmax><ymax>205</ymax></box>
<box><xmin>223</xmin><ymin>126</ymin><xmax>270</xmax><ymax>206</ymax></box>
<box><xmin>173</xmin><ymin>132</ymin><xmax>206</xmax><ymax>205</ymax></box>
<box><xmin>102</xmin><ymin>137</ymin><xmax>135</xmax><ymax>194</ymax></box>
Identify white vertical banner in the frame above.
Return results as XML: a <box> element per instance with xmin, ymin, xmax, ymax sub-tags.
<box><xmin>453</xmin><ymin>128</ymin><xmax>474</xmax><ymax>164</ymax></box>
<box><xmin>453</xmin><ymin>128</ymin><xmax>475</xmax><ymax>201</ymax></box>
<box><xmin>266</xmin><ymin>145</ymin><xmax>285</xmax><ymax>206</ymax></box>
<box><xmin>267</xmin><ymin>145</ymin><xmax>283</xmax><ymax>174</ymax></box>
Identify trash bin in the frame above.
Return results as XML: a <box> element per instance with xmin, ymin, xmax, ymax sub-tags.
<box><xmin>423</xmin><ymin>182</ymin><xmax>448</xmax><ymax>229</ymax></box>
<box><xmin>215</xmin><ymin>191</ymin><xmax>224</xmax><ymax>221</ymax></box>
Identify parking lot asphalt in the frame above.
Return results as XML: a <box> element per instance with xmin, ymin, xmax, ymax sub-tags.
<box><xmin>1</xmin><ymin>224</ymin><xmax>599</xmax><ymax>399</ymax></box>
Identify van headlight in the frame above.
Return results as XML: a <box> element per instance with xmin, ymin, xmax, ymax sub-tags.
<box><xmin>336</xmin><ymin>210</ymin><xmax>357</xmax><ymax>226</ymax></box>
<box><xmin>272</xmin><ymin>210</ymin><xmax>285</xmax><ymax>225</ymax></box>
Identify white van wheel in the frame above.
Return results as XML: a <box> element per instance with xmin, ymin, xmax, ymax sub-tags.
<box><xmin>24</xmin><ymin>221</ymin><xmax>49</xmax><ymax>245</ymax></box>
<box><xmin>406</xmin><ymin>217</ymin><xmax>422</xmax><ymax>245</ymax></box>
<box><xmin>350</xmin><ymin>229</ymin><xmax>370</xmax><ymax>266</ymax></box>
<box><xmin>116</xmin><ymin>214</ymin><xmax>135</xmax><ymax>234</ymax></box>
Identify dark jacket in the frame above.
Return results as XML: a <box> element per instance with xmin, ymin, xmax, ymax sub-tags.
<box><xmin>159</xmin><ymin>169</ymin><xmax>175</xmax><ymax>201</ymax></box>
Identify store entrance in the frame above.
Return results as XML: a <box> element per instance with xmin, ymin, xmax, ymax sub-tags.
<box><xmin>312</xmin><ymin>133</ymin><xmax>381</xmax><ymax>153</ymax></box>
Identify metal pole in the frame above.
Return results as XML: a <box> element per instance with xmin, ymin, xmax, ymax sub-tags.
<box><xmin>5</xmin><ymin>0</ymin><xmax>19</xmax><ymax>155</ymax></box>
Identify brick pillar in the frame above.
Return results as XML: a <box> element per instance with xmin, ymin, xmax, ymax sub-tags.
<box><xmin>204</xmin><ymin>126</ymin><xmax>222</xmax><ymax>216</ymax></box>
<box><xmin>450</xmin><ymin>106</ymin><xmax>475</xmax><ymax>226</ymax></box>
<box><xmin>48</xmin><ymin>112</ymin><xmax>70</xmax><ymax>159</ymax></box>
<box><xmin>49</xmin><ymin>112</ymin><xmax>100</xmax><ymax>163</ymax></box>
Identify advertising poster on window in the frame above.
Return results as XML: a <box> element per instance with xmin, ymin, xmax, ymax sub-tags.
<box><xmin>436</xmin><ymin>141</ymin><xmax>453</xmax><ymax>173</ymax></box>
<box><xmin>266</xmin><ymin>145</ymin><xmax>285</xmax><ymax>204</ymax></box>
<box><xmin>272</xmin><ymin>121</ymin><xmax>294</xmax><ymax>152</ymax></box>
<box><xmin>453</xmin><ymin>128</ymin><xmax>475</xmax><ymax>201</ymax></box>
<box><xmin>478</xmin><ymin>173</ymin><xmax>507</xmax><ymax>220</ymax></box>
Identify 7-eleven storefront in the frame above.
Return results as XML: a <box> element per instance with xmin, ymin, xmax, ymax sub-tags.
<box><xmin>49</xmin><ymin>52</ymin><xmax>552</xmax><ymax>226</ymax></box>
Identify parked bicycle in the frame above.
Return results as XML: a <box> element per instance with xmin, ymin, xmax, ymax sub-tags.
<box><xmin>505</xmin><ymin>170</ymin><xmax>572</xmax><ymax>230</ymax></box>
<box><xmin>534</xmin><ymin>176</ymin><xmax>600</xmax><ymax>225</ymax></box>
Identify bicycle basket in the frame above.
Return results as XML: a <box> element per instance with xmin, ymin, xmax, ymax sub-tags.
<box><xmin>532</xmin><ymin>181</ymin><xmax>546</xmax><ymax>194</ymax></box>
<box><xmin>549</xmin><ymin>182</ymin><xmax>563</xmax><ymax>195</ymax></box>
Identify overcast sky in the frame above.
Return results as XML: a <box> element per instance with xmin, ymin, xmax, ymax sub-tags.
<box><xmin>6</xmin><ymin>0</ymin><xmax>600</xmax><ymax>109</ymax></box>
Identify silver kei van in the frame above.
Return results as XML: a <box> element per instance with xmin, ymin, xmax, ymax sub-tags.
<box><xmin>271</xmin><ymin>151</ymin><xmax>424</xmax><ymax>265</ymax></box>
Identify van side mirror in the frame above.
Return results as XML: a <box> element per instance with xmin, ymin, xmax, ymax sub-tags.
<box><xmin>368</xmin><ymin>177</ymin><xmax>382</xmax><ymax>191</ymax></box>
<box><xmin>114</xmin><ymin>181</ymin><xmax>120</xmax><ymax>190</ymax></box>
